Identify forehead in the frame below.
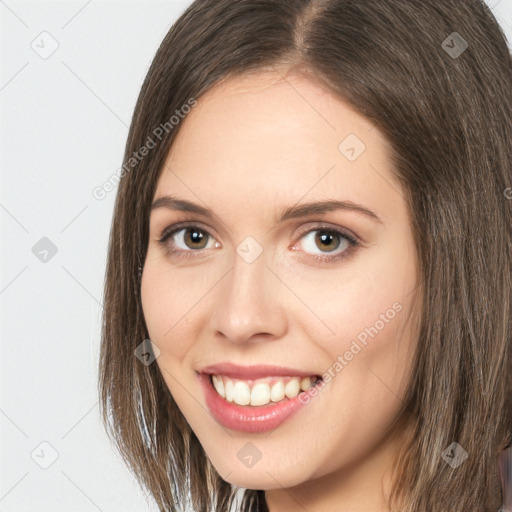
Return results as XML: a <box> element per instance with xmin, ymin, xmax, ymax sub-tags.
<box><xmin>155</xmin><ymin>71</ymin><xmax>403</xmax><ymax>226</ymax></box>
<box><xmin>167</xmin><ymin>71</ymin><xmax>377</xmax><ymax>159</ymax></box>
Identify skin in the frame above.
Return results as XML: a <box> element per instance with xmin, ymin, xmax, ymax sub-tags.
<box><xmin>141</xmin><ymin>69</ymin><xmax>421</xmax><ymax>512</ymax></box>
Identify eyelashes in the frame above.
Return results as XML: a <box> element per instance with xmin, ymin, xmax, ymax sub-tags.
<box><xmin>157</xmin><ymin>221</ymin><xmax>360</xmax><ymax>264</ymax></box>
<box><xmin>158</xmin><ymin>223</ymin><xmax>219</xmax><ymax>259</ymax></box>
<box><xmin>297</xmin><ymin>227</ymin><xmax>358</xmax><ymax>263</ymax></box>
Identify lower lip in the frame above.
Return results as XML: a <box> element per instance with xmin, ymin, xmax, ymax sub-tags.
<box><xmin>197</xmin><ymin>372</ymin><xmax>323</xmax><ymax>433</ymax></box>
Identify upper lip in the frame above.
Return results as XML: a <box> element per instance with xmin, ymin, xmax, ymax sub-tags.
<box><xmin>198</xmin><ymin>362</ymin><xmax>321</xmax><ymax>379</ymax></box>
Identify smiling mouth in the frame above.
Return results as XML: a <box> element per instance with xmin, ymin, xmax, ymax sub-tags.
<box><xmin>197</xmin><ymin>370</ymin><xmax>325</xmax><ymax>433</ymax></box>
<box><xmin>208</xmin><ymin>373</ymin><xmax>323</xmax><ymax>407</ymax></box>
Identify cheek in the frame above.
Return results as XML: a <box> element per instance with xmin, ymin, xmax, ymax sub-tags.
<box><xmin>289</xmin><ymin>243</ymin><xmax>417</xmax><ymax>410</ymax></box>
<box><xmin>140</xmin><ymin>259</ymin><xmax>197</xmax><ymax>358</ymax></box>
<box><xmin>295</xmin><ymin>252</ymin><xmax>412</xmax><ymax>352</ymax></box>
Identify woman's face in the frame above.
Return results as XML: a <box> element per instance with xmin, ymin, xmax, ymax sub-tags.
<box><xmin>141</xmin><ymin>71</ymin><xmax>420</xmax><ymax>510</ymax></box>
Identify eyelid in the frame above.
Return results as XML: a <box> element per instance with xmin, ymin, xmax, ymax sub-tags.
<box><xmin>158</xmin><ymin>219</ymin><xmax>359</xmax><ymax>242</ymax></box>
<box><xmin>157</xmin><ymin>220</ymin><xmax>220</xmax><ymax>242</ymax></box>
<box><xmin>290</xmin><ymin>222</ymin><xmax>360</xmax><ymax>263</ymax></box>
<box><xmin>292</xmin><ymin>222</ymin><xmax>359</xmax><ymax>244</ymax></box>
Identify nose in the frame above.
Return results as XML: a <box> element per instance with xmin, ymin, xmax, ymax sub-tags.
<box><xmin>209</xmin><ymin>247</ymin><xmax>288</xmax><ymax>345</ymax></box>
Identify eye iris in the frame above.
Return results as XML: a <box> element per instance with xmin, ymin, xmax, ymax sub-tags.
<box><xmin>185</xmin><ymin>228</ymin><xmax>207</xmax><ymax>249</ymax></box>
<box><xmin>315</xmin><ymin>231</ymin><xmax>340</xmax><ymax>252</ymax></box>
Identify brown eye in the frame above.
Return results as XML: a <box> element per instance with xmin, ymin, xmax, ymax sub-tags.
<box><xmin>294</xmin><ymin>226</ymin><xmax>359</xmax><ymax>263</ymax></box>
<box><xmin>158</xmin><ymin>224</ymin><xmax>218</xmax><ymax>258</ymax></box>
<box><xmin>313</xmin><ymin>231</ymin><xmax>343</xmax><ymax>253</ymax></box>
<box><xmin>181</xmin><ymin>228</ymin><xmax>209</xmax><ymax>249</ymax></box>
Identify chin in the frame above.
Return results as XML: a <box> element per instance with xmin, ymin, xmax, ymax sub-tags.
<box><xmin>210</xmin><ymin>456</ymin><xmax>309</xmax><ymax>490</ymax></box>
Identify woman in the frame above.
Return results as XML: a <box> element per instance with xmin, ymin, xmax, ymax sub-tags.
<box><xmin>98</xmin><ymin>1</ymin><xmax>512</xmax><ymax>510</ymax></box>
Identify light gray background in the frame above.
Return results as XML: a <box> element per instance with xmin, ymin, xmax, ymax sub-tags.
<box><xmin>1</xmin><ymin>1</ymin><xmax>511</xmax><ymax>510</ymax></box>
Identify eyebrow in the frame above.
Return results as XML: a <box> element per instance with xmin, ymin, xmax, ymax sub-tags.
<box><xmin>150</xmin><ymin>195</ymin><xmax>383</xmax><ymax>224</ymax></box>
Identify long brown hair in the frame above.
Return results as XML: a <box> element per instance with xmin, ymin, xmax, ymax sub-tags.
<box><xmin>98</xmin><ymin>1</ymin><xmax>512</xmax><ymax>510</ymax></box>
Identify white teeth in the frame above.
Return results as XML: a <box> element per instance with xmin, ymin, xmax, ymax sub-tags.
<box><xmin>285</xmin><ymin>378</ymin><xmax>300</xmax><ymax>398</ymax></box>
<box><xmin>211</xmin><ymin>374</ymin><xmax>320</xmax><ymax>406</ymax></box>
<box><xmin>233</xmin><ymin>381</ymin><xmax>251</xmax><ymax>405</ymax></box>
<box><xmin>270</xmin><ymin>380</ymin><xmax>285</xmax><ymax>402</ymax></box>
<box><xmin>225</xmin><ymin>379</ymin><xmax>235</xmax><ymax>402</ymax></box>
<box><xmin>212</xmin><ymin>375</ymin><xmax>225</xmax><ymax>397</ymax></box>
<box><xmin>300</xmin><ymin>376</ymin><xmax>313</xmax><ymax>391</ymax></box>
<box><xmin>251</xmin><ymin>382</ymin><xmax>271</xmax><ymax>406</ymax></box>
